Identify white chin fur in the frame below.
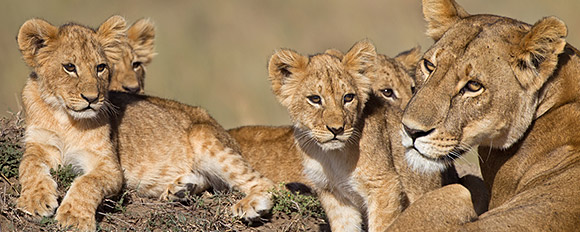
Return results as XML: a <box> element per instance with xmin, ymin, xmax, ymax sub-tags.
<box><xmin>319</xmin><ymin>140</ymin><xmax>345</xmax><ymax>151</ymax></box>
<box><xmin>405</xmin><ymin>149</ymin><xmax>447</xmax><ymax>174</ymax></box>
<box><xmin>68</xmin><ymin>109</ymin><xmax>99</xmax><ymax>119</ymax></box>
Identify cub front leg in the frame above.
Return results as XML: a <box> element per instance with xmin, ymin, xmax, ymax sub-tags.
<box><xmin>318</xmin><ymin>190</ymin><xmax>363</xmax><ymax>232</ymax></box>
<box><xmin>55</xmin><ymin>149</ymin><xmax>123</xmax><ymax>231</ymax></box>
<box><xmin>189</xmin><ymin>124</ymin><xmax>275</xmax><ymax>221</ymax></box>
<box><xmin>17</xmin><ymin>143</ymin><xmax>60</xmax><ymax>218</ymax></box>
<box><xmin>366</xmin><ymin>178</ymin><xmax>406</xmax><ymax>231</ymax></box>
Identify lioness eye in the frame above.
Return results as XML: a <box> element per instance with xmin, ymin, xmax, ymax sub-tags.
<box><xmin>307</xmin><ymin>95</ymin><xmax>322</xmax><ymax>104</ymax></box>
<box><xmin>463</xmin><ymin>80</ymin><xmax>483</xmax><ymax>92</ymax></box>
<box><xmin>132</xmin><ymin>61</ymin><xmax>142</xmax><ymax>70</ymax></box>
<box><xmin>63</xmin><ymin>63</ymin><xmax>76</xmax><ymax>73</ymax></box>
<box><xmin>343</xmin><ymin>94</ymin><xmax>355</xmax><ymax>103</ymax></box>
<box><xmin>423</xmin><ymin>59</ymin><xmax>435</xmax><ymax>74</ymax></box>
<box><xmin>96</xmin><ymin>63</ymin><xmax>107</xmax><ymax>73</ymax></box>
<box><xmin>381</xmin><ymin>89</ymin><xmax>395</xmax><ymax>98</ymax></box>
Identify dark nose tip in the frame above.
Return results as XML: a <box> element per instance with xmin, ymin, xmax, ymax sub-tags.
<box><xmin>122</xmin><ymin>85</ymin><xmax>141</xmax><ymax>94</ymax></box>
<box><xmin>327</xmin><ymin>126</ymin><xmax>344</xmax><ymax>136</ymax></box>
<box><xmin>81</xmin><ymin>93</ymin><xmax>99</xmax><ymax>104</ymax></box>
<box><xmin>403</xmin><ymin>125</ymin><xmax>433</xmax><ymax>141</ymax></box>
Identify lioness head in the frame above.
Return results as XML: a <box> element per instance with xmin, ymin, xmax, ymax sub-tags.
<box><xmin>402</xmin><ymin>0</ymin><xmax>567</xmax><ymax>173</ymax></box>
<box><xmin>372</xmin><ymin>46</ymin><xmax>422</xmax><ymax>110</ymax></box>
<box><xmin>18</xmin><ymin>16</ymin><xmax>126</xmax><ymax>119</ymax></box>
<box><xmin>109</xmin><ymin>18</ymin><xmax>155</xmax><ymax>94</ymax></box>
<box><xmin>268</xmin><ymin>40</ymin><xmax>376</xmax><ymax>151</ymax></box>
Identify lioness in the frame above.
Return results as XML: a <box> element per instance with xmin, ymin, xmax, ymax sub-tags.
<box><xmin>264</xmin><ymin>40</ymin><xmax>450</xmax><ymax>231</ymax></box>
<box><xmin>390</xmin><ymin>0</ymin><xmax>580</xmax><ymax>230</ymax></box>
<box><xmin>16</xmin><ymin>16</ymin><xmax>126</xmax><ymax>231</ymax></box>
<box><xmin>108</xmin><ymin>18</ymin><xmax>155</xmax><ymax>94</ymax></box>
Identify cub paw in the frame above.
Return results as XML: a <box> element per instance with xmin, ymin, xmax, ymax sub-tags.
<box><xmin>16</xmin><ymin>180</ymin><xmax>59</xmax><ymax>218</ymax></box>
<box><xmin>162</xmin><ymin>173</ymin><xmax>210</xmax><ymax>201</ymax></box>
<box><xmin>232</xmin><ymin>192</ymin><xmax>273</xmax><ymax>221</ymax></box>
<box><xmin>55</xmin><ymin>199</ymin><xmax>96</xmax><ymax>232</ymax></box>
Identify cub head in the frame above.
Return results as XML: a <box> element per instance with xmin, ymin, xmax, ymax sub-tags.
<box><xmin>109</xmin><ymin>18</ymin><xmax>155</xmax><ymax>94</ymax></box>
<box><xmin>268</xmin><ymin>40</ymin><xmax>376</xmax><ymax>151</ymax></box>
<box><xmin>402</xmin><ymin>0</ymin><xmax>567</xmax><ymax>173</ymax></box>
<box><xmin>372</xmin><ymin>46</ymin><xmax>422</xmax><ymax>110</ymax></box>
<box><xmin>18</xmin><ymin>16</ymin><xmax>126</xmax><ymax>119</ymax></box>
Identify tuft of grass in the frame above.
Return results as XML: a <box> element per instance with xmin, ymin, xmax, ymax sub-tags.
<box><xmin>0</xmin><ymin>112</ymin><xmax>25</xmax><ymax>179</ymax></box>
<box><xmin>50</xmin><ymin>164</ymin><xmax>78</xmax><ymax>191</ymax></box>
<box><xmin>271</xmin><ymin>184</ymin><xmax>326</xmax><ymax>219</ymax></box>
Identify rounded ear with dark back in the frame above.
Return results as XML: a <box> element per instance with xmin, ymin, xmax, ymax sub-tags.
<box><xmin>422</xmin><ymin>0</ymin><xmax>470</xmax><ymax>41</ymax></box>
<box><xmin>267</xmin><ymin>49</ymin><xmax>308</xmax><ymax>106</ymax></box>
<box><xmin>97</xmin><ymin>15</ymin><xmax>127</xmax><ymax>64</ymax></box>
<box><xmin>128</xmin><ymin>18</ymin><xmax>156</xmax><ymax>64</ymax></box>
<box><xmin>17</xmin><ymin>18</ymin><xmax>58</xmax><ymax>67</ymax></box>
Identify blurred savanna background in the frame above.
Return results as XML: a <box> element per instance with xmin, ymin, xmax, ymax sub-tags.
<box><xmin>2</xmin><ymin>0</ymin><xmax>580</xmax><ymax>129</ymax></box>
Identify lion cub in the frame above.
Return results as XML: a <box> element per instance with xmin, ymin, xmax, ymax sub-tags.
<box><xmin>16</xmin><ymin>16</ymin><xmax>126</xmax><ymax>231</ymax></box>
<box><xmin>260</xmin><ymin>40</ymin><xmax>440</xmax><ymax>231</ymax></box>
<box><xmin>108</xmin><ymin>18</ymin><xmax>155</xmax><ymax>94</ymax></box>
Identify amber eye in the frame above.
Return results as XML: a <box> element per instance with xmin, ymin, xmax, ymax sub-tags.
<box><xmin>462</xmin><ymin>80</ymin><xmax>484</xmax><ymax>95</ymax></box>
<box><xmin>381</xmin><ymin>89</ymin><xmax>395</xmax><ymax>98</ymax></box>
<box><xmin>307</xmin><ymin>95</ymin><xmax>322</xmax><ymax>104</ymax></box>
<box><xmin>132</xmin><ymin>61</ymin><xmax>142</xmax><ymax>70</ymax></box>
<box><xmin>343</xmin><ymin>94</ymin><xmax>355</xmax><ymax>103</ymax></box>
<box><xmin>96</xmin><ymin>63</ymin><xmax>107</xmax><ymax>73</ymax></box>
<box><xmin>63</xmin><ymin>63</ymin><xmax>76</xmax><ymax>73</ymax></box>
<box><xmin>423</xmin><ymin>59</ymin><xmax>435</xmax><ymax>74</ymax></box>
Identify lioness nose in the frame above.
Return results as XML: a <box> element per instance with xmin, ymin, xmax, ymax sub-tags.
<box><xmin>81</xmin><ymin>93</ymin><xmax>99</xmax><ymax>104</ymax></box>
<box><xmin>122</xmin><ymin>85</ymin><xmax>141</xmax><ymax>94</ymax></box>
<box><xmin>403</xmin><ymin>125</ymin><xmax>433</xmax><ymax>141</ymax></box>
<box><xmin>327</xmin><ymin>126</ymin><xmax>344</xmax><ymax>136</ymax></box>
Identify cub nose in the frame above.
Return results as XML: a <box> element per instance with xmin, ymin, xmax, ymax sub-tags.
<box><xmin>403</xmin><ymin>125</ymin><xmax>434</xmax><ymax>141</ymax></box>
<box><xmin>122</xmin><ymin>85</ymin><xmax>141</xmax><ymax>94</ymax></box>
<box><xmin>327</xmin><ymin>126</ymin><xmax>344</xmax><ymax>136</ymax></box>
<box><xmin>81</xmin><ymin>93</ymin><xmax>99</xmax><ymax>104</ymax></box>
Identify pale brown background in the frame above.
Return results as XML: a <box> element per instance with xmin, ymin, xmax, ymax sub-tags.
<box><xmin>2</xmin><ymin>0</ymin><xmax>579</xmax><ymax>129</ymax></box>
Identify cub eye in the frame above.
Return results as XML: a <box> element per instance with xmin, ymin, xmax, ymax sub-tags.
<box><xmin>307</xmin><ymin>95</ymin><xmax>322</xmax><ymax>105</ymax></box>
<box><xmin>423</xmin><ymin>59</ymin><xmax>436</xmax><ymax>74</ymax></box>
<box><xmin>462</xmin><ymin>80</ymin><xmax>484</xmax><ymax>93</ymax></box>
<box><xmin>343</xmin><ymin>94</ymin><xmax>355</xmax><ymax>103</ymax></box>
<box><xmin>381</xmin><ymin>89</ymin><xmax>395</xmax><ymax>98</ymax></box>
<box><xmin>132</xmin><ymin>61</ymin><xmax>142</xmax><ymax>70</ymax></box>
<box><xmin>96</xmin><ymin>63</ymin><xmax>107</xmax><ymax>73</ymax></box>
<box><xmin>63</xmin><ymin>63</ymin><xmax>76</xmax><ymax>73</ymax></box>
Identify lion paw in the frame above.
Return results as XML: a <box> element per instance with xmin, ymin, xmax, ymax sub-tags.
<box><xmin>16</xmin><ymin>181</ymin><xmax>59</xmax><ymax>218</ymax></box>
<box><xmin>55</xmin><ymin>199</ymin><xmax>96</xmax><ymax>232</ymax></box>
<box><xmin>232</xmin><ymin>192</ymin><xmax>273</xmax><ymax>221</ymax></box>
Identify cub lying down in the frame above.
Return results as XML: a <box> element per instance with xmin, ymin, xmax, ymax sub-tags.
<box><xmin>232</xmin><ymin>41</ymin><xmax>456</xmax><ymax>231</ymax></box>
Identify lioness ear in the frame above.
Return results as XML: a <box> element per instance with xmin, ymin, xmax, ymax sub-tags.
<box><xmin>268</xmin><ymin>49</ymin><xmax>308</xmax><ymax>106</ymax></box>
<box><xmin>128</xmin><ymin>18</ymin><xmax>156</xmax><ymax>64</ymax></box>
<box><xmin>324</xmin><ymin>48</ymin><xmax>344</xmax><ymax>59</ymax></box>
<box><xmin>394</xmin><ymin>46</ymin><xmax>422</xmax><ymax>72</ymax></box>
<box><xmin>17</xmin><ymin>18</ymin><xmax>57</xmax><ymax>68</ymax></box>
<box><xmin>512</xmin><ymin>16</ymin><xmax>567</xmax><ymax>91</ymax></box>
<box><xmin>97</xmin><ymin>15</ymin><xmax>127</xmax><ymax>64</ymax></box>
<box><xmin>422</xmin><ymin>0</ymin><xmax>469</xmax><ymax>41</ymax></box>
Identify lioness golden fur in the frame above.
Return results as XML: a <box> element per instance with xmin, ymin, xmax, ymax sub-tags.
<box><xmin>16</xmin><ymin>16</ymin><xmax>126</xmax><ymax>231</ymax></box>
<box><xmin>108</xmin><ymin>18</ymin><xmax>155</xmax><ymax>94</ymax></box>
<box><xmin>389</xmin><ymin>0</ymin><xmax>580</xmax><ymax>230</ymax></box>
<box><xmin>261</xmin><ymin>40</ymin><xmax>452</xmax><ymax>231</ymax></box>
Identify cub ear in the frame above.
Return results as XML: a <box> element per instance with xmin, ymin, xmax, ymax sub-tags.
<box><xmin>324</xmin><ymin>48</ymin><xmax>344</xmax><ymax>59</ymax></box>
<box><xmin>17</xmin><ymin>18</ymin><xmax>58</xmax><ymax>68</ymax></box>
<box><xmin>128</xmin><ymin>18</ymin><xmax>156</xmax><ymax>64</ymax></box>
<box><xmin>394</xmin><ymin>46</ymin><xmax>422</xmax><ymax>73</ymax></box>
<box><xmin>512</xmin><ymin>16</ymin><xmax>567</xmax><ymax>91</ymax></box>
<box><xmin>422</xmin><ymin>0</ymin><xmax>469</xmax><ymax>41</ymax></box>
<box><xmin>97</xmin><ymin>15</ymin><xmax>127</xmax><ymax>64</ymax></box>
<box><xmin>343</xmin><ymin>39</ymin><xmax>377</xmax><ymax>78</ymax></box>
<box><xmin>268</xmin><ymin>49</ymin><xmax>308</xmax><ymax>106</ymax></box>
